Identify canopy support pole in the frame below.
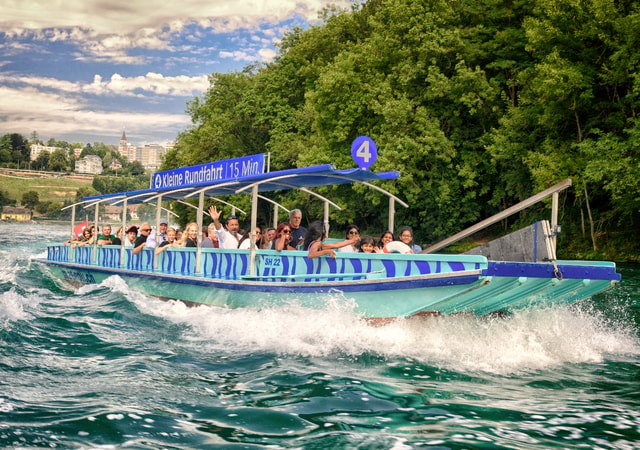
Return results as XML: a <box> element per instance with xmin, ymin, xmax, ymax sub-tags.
<box><xmin>92</xmin><ymin>203</ymin><xmax>99</xmax><ymax>264</ymax></box>
<box><xmin>323</xmin><ymin>201</ymin><xmax>330</xmax><ymax>237</ymax></box>
<box><xmin>120</xmin><ymin>199</ymin><xmax>127</xmax><ymax>268</ymax></box>
<box><xmin>69</xmin><ymin>205</ymin><xmax>76</xmax><ymax>262</ymax></box>
<box><xmin>249</xmin><ymin>185</ymin><xmax>259</xmax><ymax>276</ymax></box>
<box><xmin>388</xmin><ymin>197</ymin><xmax>396</xmax><ymax>234</ymax></box>
<box><xmin>195</xmin><ymin>192</ymin><xmax>204</xmax><ymax>274</ymax></box>
<box><xmin>154</xmin><ymin>195</ymin><xmax>163</xmax><ymax>270</ymax></box>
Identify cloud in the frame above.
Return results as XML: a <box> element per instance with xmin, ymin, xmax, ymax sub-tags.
<box><xmin>0</xmin><ymin>0</ymin><xmax>351</xmax><ymax>63</ymax></box>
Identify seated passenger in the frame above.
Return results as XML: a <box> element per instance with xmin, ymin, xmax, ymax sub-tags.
<box><xmin>376</xmin><ymin>231</ymin><xmax>394</xmax><ymax>252</ymax></box>
<box><xmin>238</xmin><ymin>226</ymin><xmax>263</xmax><ymax>249</ymax></box>
<box><xmin>270</xmin><ymin>222</ymin><xmax>297</xmax><ymax>251</ymax></box>
<box><xmin>338</xmin><ymin>224</ymin><xmax>360</xmax><ymax>252</ymax></box>
<box><xmin>397</xmin><ymin>226</ymin><xmax>422</xmax><ymax>253</ymax></box>
<box><xmin>304</xmin><ymin>221</ymin><xmax>358</xmax><ymax>259</ymax></box>
<box><xmin>124</xmin><ymin>226</ymin><xmax>138</xmax><ymax>247</ymax></box>
<box><xmin>97</xmin><ymin>224</ymin><xmax>116</xmax><ymax>245</ymax></box>
<box><xmin>357</xmin><ymin>235</ymin><xmax>377</xmax><ymax>253</ymax></box>
<box><xmin>201</xmin><ymin>223</ymin><xmax>220</xmax><ymax>248</ymax></box>
<box><xmin>112</xmin><ymin>226</ymin><xmax>123</xmax><ymax>246</ymax></box>
<box><xmin>155</xmin><ymin>227</ymin><xmax>179</xmax><ymax>255</ymax></box>
<box><xmin>178</xmin><ymin>222</ymin><xmax>198</xmax><ymax>248</ymax></box>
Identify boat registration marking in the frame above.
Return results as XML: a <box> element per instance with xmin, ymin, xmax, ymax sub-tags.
<box><xmin>61</xmin><ymin>268</ymin><xmax>96</xmax><ymax>284</ymax></box>
<box><xmin>262</xmin><ymin>257</ymin><xmax>282</xmax><ymax>267</ymax></box>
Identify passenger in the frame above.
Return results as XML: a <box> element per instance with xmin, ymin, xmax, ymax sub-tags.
<box><xmin>175</xmin><ymin>230</ymin><xmax>183</xmax><ymax>242</ymax></box>
<box><xmin>265</xmin><ymin>227</ymin><xmax>276</xmax><ymax>248</ymax></box>
<box><xmin>288</xmin><ymin>209</ymin><xmax>307</xmax><ymax>249</ymax></box>
<box><xmin>155</xmin><ymin>227</ymin><xmax>179</xmax><ymax>255</ymax></box>
<box><xmin>208</xmin><ymin>205</ymin><xmax>243</xmax><ymax>249</ymax></box>
<box><xmin>398</xmin><ymin>226</ymin><xmax>421</xmax><ymax>253</ymax></box>
<box><xmin>68</xmin><ymin>228</ymin><xmax>92</xmax><ymax>246</ymax></box>
<box><xmin>179</xmin><ymin>222</ymin><xmax>198</xmax><ymax>248</ymax></box>
<box><xmin>358</xmin><ymin>235</ymin><xmax>377</xmax><ymax>253</ymax></box>
<box><xmin>201</xmin><ymin>223</ymin><xmax>220</xmax><ymax>248</ymax></box>
<box><xmin>124</xmin><ymin>225</ymin><xmax>138</xmax><ymax>247</ymax></box>
<box><xmin>133</xmin><ymin>223</ymin><xmax>152</xmax><ymax>255</ymax></box>
<box><xmin>304</xmin><ymin>221</ymin><xmax>358</xmax><ymax>259</ymax></box>
<box><xmin>270</xmin><ymin>222</ymin><xmax>297</xmax><ymax>251</ymax></box>
<box><xmin>238</xmin><ymin>226</ymin><xmax>262</xmax><ymax>250</ymax></box>
<box><xmin>97</xmin><ymin>224</ymin><xmax>116</xmax><ymax>245</ymax></box>
<box><xmin>146</xmin><ymin>222</ymin><xmax>168</xmax><ymax>248</ymax></box>
<box><xmin>112</xmin><ymin>226</ymin><xmax>123</xmax><ymax>246</ymax></box>
<box><xmin>376</xmin><ymin>231</ymin><xmax>394</xmax><ymax>251</ymax></box>
<box><xmin>338</xmin><ymin>224</ymin><xmax>360</xmax><ymax>252</ymax></box>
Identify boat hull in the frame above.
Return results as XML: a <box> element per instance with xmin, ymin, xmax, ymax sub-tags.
<box><xmin>34</xmin><ymin>245</ymin><xmax>621</xmax><ymax>320</ymax></box>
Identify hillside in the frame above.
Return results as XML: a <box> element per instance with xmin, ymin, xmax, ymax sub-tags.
<box><xmin>0</xmin><ymin>168</ymin><xmax>94</xmax><ymax>204</ymax></box>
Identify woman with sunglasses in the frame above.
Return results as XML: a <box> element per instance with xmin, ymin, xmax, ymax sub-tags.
<box><xmin>270</xmin><ymin>222</ymin><xmax>297</xmax><ymax>251</ymax></box>
<box><xmin>338</xmin><ymin>224</ymin><xmax>360</xmax><ymax>253</ymax></box>
<box><xmin>304</xmin><ymin>221</ymin><xmax>359</xmax><ymax>259</ymax></box>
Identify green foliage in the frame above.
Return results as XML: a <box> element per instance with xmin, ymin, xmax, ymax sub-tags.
<box><xmin>159</xmin><ymin>0</ymin><xmax>640</xmax><ymax>257</ymax></box>
<box><xmin>22</xmin><ymin>191</ymin><xmax>40</xmax><ymax>209</ymax></box>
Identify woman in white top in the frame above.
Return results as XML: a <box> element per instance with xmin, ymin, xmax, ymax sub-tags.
<box><xmin>338</xmin><ymin>224</ymin><xmax>360</xmax><ymax>252</ymax></box>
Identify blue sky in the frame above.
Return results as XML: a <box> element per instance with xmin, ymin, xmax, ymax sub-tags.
<box><xmin>0</xmin><ymin>0</ymin><xmax>351</xmax><ymax>147</ymax></box>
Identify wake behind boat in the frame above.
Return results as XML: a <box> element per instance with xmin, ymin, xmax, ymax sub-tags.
<box><xmin>34</xmin><ymin>143</ymin><xmax>621</xmax><ymax>323</ymax></box>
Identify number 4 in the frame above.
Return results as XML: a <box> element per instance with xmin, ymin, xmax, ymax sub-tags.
<box><xmin>356</xmin><ymin>140</ymin><xmax>371</xmax><ymax>162</ymax></box>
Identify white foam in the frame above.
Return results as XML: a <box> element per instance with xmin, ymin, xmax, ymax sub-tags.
<box><xmin>0</xmin><ymin>288</ymin><xmax>40</xmax><ymax>323</ymax></box>
<box><xmin>131</xmin><ymin>292</ymin><xmax>640</xmax><ymax>375</ymax></box>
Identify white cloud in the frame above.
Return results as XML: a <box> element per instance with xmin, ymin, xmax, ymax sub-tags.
<box><xmin>0</xmin><ymin>0</ymin><xmax>352</xmax><ymax>63</ymax></box>
<box><xmin>0</xmin><ymin>72</ymin><xmax>210</xmax><ymax>97</ymax></box>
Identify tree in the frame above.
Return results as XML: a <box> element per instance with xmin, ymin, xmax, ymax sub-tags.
<box><xmin>48</xmin><ymin>148</ymin><xmax>69</xmax><ymax>171</ymax></box>
<box><xmin>22</xmin><ymin>191</ymin><xmax>40</xmax><ymax>209</ymax></box>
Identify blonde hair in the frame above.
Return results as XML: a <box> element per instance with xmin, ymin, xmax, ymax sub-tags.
<box><xmin>178</xmin><ymin>222</ymin><xmax>198</xmax><ymax>246</ymax></box>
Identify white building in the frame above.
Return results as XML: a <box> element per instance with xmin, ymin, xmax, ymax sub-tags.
<box><xmin>30</xmin><ymin>144</ymin><xmax>60</xmax><ymax>161</ymax></box>
<box><xmin>75</xmin><ymin>155</ymin><xmax>103</xmax><ymax>174</ymax></box>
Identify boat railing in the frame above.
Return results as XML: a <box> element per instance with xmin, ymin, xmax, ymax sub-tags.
<box><xmin>46</xmin><ymin>244</ymin><xmax>488</xmax><ymax>282</ymax></box>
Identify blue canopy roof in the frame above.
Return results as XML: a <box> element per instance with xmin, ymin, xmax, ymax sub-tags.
<box><xmin>82</xmin><ymin>164</ymin><xmax>400</xmax><ymax>205</ymax></box>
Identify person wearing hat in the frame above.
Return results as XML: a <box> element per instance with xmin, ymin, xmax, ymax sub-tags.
<box><xmin>207</xmin><ymin>205</ymin><xmax>244</xmax><ymax>249</ymax></box>
<box><xmin>124</xmin><ymin>225</ymin><xmax>138</xmax><ymax>247</ymax></box>
<box><xmin>146</xmin><ymin>222</ymin><xmax>168</xmax><ymax>248</ymax></box>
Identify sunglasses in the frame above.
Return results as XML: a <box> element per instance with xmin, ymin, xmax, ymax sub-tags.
<box><xmin>348</xmin><ymin>230</ymin><xmax>360</xmax><ymax>235</ymax></box>
<box><xmin>141</xmin><ymin>228</ymin><xmax>151</xmax><ymax>232</ymax></box>
<box><xmin>282</xmin><ymin>230</ymin><xmax>291</xmax><ymax>234</ymax></box>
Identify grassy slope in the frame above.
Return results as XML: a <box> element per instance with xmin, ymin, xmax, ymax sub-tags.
<box><xmin>0</xmin><ymin>172</ymin><xmax>93</xmax><ymax>204</ymax></box>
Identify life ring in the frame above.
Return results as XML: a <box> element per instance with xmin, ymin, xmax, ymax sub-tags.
<box><xmin>383</xmin><ymin>241</ymin><xmax>413</xmax><ymax>254</ymax></box>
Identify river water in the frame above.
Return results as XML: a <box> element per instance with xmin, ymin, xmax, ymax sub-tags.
<box><xmin>2</xmin><ymin>223</ymin><xmax>639</xmax><ymax>449</ymax></box>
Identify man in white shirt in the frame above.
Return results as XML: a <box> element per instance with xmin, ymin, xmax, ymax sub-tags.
<box><xmin>208</xmin><ymin>205</ymin><xmax>243</xmax><ymax>249</ymax></box>
<box><xmin>146</xmin><ymin>222</ymin><xmax>168</xmax><ymax>248</ymax></box>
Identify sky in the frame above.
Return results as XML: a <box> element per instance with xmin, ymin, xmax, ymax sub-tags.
<box><xmin>0</xmin><ymin>0</ymin><xmax>352</xmax><ymax>147</ymax></box>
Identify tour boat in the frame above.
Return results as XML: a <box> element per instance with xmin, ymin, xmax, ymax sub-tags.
<box><xmin>34</xmin><ymin>148</ymin><xmax>621</xmax><ymax>323</ymax></box>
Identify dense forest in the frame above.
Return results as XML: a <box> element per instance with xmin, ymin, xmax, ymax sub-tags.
<box><xmin>163</xmin><ymin>0</ymin><xmax>639</xmax><ymax>261</ymax></box>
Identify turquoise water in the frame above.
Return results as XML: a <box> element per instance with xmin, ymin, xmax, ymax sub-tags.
<box><xmin>2</xmin><ymin>223</ymin><xmax>640</xmax><ymax>449</ymax></box>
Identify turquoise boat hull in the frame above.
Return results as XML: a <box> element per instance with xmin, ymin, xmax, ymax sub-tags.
<box><xmin>34</xmin><ymin>245</ymin><xmax>620</xmax><ymax>320</ymax></box>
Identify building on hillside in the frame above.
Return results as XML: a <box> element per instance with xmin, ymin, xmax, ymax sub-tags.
<box><xmin>75</xmin><ymin>155</ymin><xmax>103</xmax><ymax>175</ymax></box>
<box><xmin>1</xmin><ymin>206</ymin><xmax>32</xmax><ymax>221</ymax></box>
<box><xmin>102</xmin><ymin>204</ymin><xmax>141</xmax><ymax>222</ymax></box>
<box><xmin>110</xmin><ymin>159</ymin><xmax>123</xmax><ymax>171</ymax></box>
<box><xmin>30</xmin><ymin>144</ymin><xmax>60</xmax><ymax>161</ymax></box>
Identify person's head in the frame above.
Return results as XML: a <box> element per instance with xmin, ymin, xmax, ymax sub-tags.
<box><xmin>81</xmin><ymin>229</ymin><xmax>91</xmax><ymax>239</ymax></box>
<box><xmin>185</xmin><ymin>222</ymin><xmax>198</xmax><ymax>241</ymax></box>
<box><xmin>89</xmin><ymin>224</ymin><xmax>95</xmax><ymax>233</ymax></box>
<box><xmin>289</xmin><ymin>209</ymin><xmax>302</xmax><ymax>229</ymax></box>
<box><xmin>302</xmin><ymin>221</ymin><xmax>324</xmax><ymax>251</ymax></box>
<box><xmin>226</xmin><ymin>215</ymin><xmax>240</xmax><ymax>234</ymax></box>
<box><xmin>166</xmin><ymin>227</ymin><xmax>176</xmax><ymax>242</ymax></box>
<box><xmin>126</xmin><ymin>225</ymin><xmax>138</xmax><ymax>241</ymax></box>
<box><xmin>379</xmin><ymin>231</ymin><xmax>394</xmax><ymax>247</ymax></box>
<box><xmin>115</xmin><ymin>226</ymin><xmax>123</xmax><ymax>238</ymax></box>
<box><xmin>139</xmin><ymin>223</ymin><xmax>152</xmax><ymax>237</ymax></box>
<box><xmin>346</xmin><ymin>224</ymin><xmax>360</xmax><ymax>240</ymax></box>
<box><xmin>102</xmin><ymin>224</ymin><xmax>112</xmax><ymax>235</ymax></box>
<box><xmin>159</xmin><ymin>222</ymin><xmax>168</xmax><ymax>233</ymax></box>
<box><xmin>266</xmin><ymin>227</ymin><xmax>276</xmax><ymax>241</ymax></box>
<box><xmin>275</xmin><ymin>222</ymin><xmax>292</xmax><ymax>240</ymax></box>
<box><xmin>358</xmin><ymin>235</ymin><xmax>375</xmax><ymax>253</ymax></box>
<box><xmin>176</xmin><ymin>230</ymin><xmax>183</xmax><ymax>240</ymax></box>
<box><xmin>254</xmin><ymin>226</ymin><xmax>262</xmax><ymax>238</ymax></box>
<box><xmin>398</xmin><ymin>226</ymin><xmax>414</xmax><ymax>245</ymax></box>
